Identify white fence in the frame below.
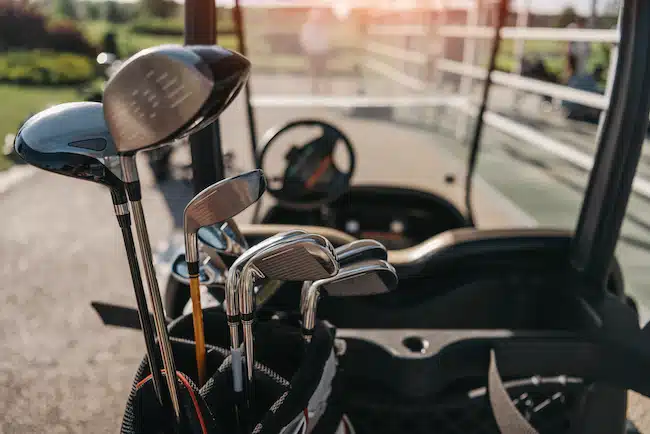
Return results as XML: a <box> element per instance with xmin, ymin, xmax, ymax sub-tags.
<box><xmin>352</xmin><ymin>2</ymin><xmax>650</xmax><ymax>200</ymax></box>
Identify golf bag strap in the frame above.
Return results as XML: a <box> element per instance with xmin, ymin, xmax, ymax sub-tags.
<box><xmin>488</xmin><ymin>350</ymin><xmax>539</xmax><ymax>434</ymax></box>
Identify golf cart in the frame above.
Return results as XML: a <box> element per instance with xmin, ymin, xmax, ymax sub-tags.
<box><xmin>151</xmin><ymin>0</ymin><xmax>650</xmax><ymax>431</ymax></box>
<box><xmin>10</xmin><ymin>0</ymin><xmax>643</xmax><ymax>431</ymax></box>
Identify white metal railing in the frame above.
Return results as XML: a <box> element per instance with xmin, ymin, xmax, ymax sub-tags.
<box><xmin>355</xmin><ymin>2</ymin><xmax>650</xmax><ymax>202</ymax></box>
<box><xmin>366</xmin><ymin>41</ymin><xmax>428</xmax><ymax>64</ymax></box>
<box><xmin>437</xmin><ymin>26</ymin><xmax>619</xmax><ymax>42</ymax></box>
<box><xmin>435</xmin><ymin>59</ymin><xmax>609</xmax><ymax>110</ymax></box>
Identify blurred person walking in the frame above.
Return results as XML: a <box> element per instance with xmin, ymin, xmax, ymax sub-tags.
<box><xmin>566</xmin><ymin>18</ymin><xmax>591</xmax><ymax>76</ymax></box>
<box><xmin>300</xmin><ymin>8</ymin><xmax>331</xmax><ymax>94</ymax></box>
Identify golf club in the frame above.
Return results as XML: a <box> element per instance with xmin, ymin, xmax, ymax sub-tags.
<box><xmin>183</xmin><ymin>170</ymin><xmax>266</xmax><ymax>386</ymax></box>
<box><xmin>223</xmin><ymin>229</ymin><xmax>307</xmax><ymax>429</ymax></box>
<box><xmin>237</xmin><ymin>234</ymin><xmax>339</xmax><ymax>413</ymax></box>
<box><xmin>302</xmin><ymin>260</ymin><xmax>398</xmax><ymax>342</ymax></box>
<box><xmin>198</xmin><ymin>218</ymin><xmax>248</xmax><ymax>258</ymax></box>
<box><xmin>103</xmin><ymin>44</ymin><xmax>250</xmax><ymax>415</ymax></box>
<box><xmin>171</xmin><ymin>252</ymin><xmax>223</xmax><ymax>286</ymax></box>
<box><xmin>300</xmin><ymin>239</ymin><xmax>387</xmax><ymax>312</ymax></box>
<box><xmin>13</xmin><ymin>101</ymin><xmax>166</xmax><ymax>407</ymax></box>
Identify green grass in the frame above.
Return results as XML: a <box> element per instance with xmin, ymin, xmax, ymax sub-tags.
<box><xmin>0</xmin><ymin>84</ymin><xmax>79</xmax><ymax>171</ymax></box>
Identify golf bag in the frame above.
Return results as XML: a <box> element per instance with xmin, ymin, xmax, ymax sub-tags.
<box><xmin>121</xmin><ymin>309</ymin><xmax>348</xmax><ymax>434</ymax></box>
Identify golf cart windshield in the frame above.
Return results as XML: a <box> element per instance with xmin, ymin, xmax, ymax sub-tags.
<box><xmin>231</xmin><ymin>3</ymin><xmax>650</xmax><ymax>313</ymax></box>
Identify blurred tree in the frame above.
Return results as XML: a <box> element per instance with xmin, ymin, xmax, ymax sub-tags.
<box><xmin>54</xmin><ymin>0</ymin><xmax>77</xmax><ymax>19</ymax></box>
<box><xmin>104</xmin><ymin>0</ymin><xmax>122</xmax><ymax>23</ymax></box>
<box><xmin>556</xmin><ymin>6</ymin><xmax>578</xmax><ymax>27</ymax></box>
<box><xmin>104</xmin><ymin>0</ymin><xmax>123</xmax><ymax>23</ymax></box>
<box><xmin>140</xmin><ymin>0</ymin><xmax>177</xmax><ymax>18</ymax></box>
<box><xmin>85</xmin><ymin>1</ymin><xmax>102</xmax><ymax>20</ymax></box>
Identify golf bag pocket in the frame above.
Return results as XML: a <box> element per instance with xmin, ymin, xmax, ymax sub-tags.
<box><xmin>121</xmin><ymin>369</ymin><xmax>220</xmax><ymax>434</ymax></box>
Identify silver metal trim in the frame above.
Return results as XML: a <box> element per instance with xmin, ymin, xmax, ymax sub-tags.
<box><xmin>130</xmin><ymin>199</ymin><xmax>181</xmax><ymax>418</ymax></box>
<box><xmin>185</xmin><ymin>231</ymin><xmax>199</xmax><ymax>264</ymax></box>
<box><xmin>303</xmin><ymin>260</ymin><xmax>395</xmax><ymax>337</ymax></box>
<box><xmin>120</xmin><ymin>155</ymin><xmax>139</xmax><ymax>183</ymax></box>
<box><xmin>113</xmin><ymin>202</ymin><xmax>130</xmax><ymax>216</ymax></box>
<box><xmin>334</xmin><ymin>329</ymin><xmax>575</xmax><ymax>360</ymax></box>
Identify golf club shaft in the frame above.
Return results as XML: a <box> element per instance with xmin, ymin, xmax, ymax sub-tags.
<box><xmin>119</xmin><ymin>223</ymin><xmax>166</xmax><ymax>405</ymax></box>
<box><xmin>242</xmin><ymin>318</ymin><xmax>255</xmax><ymax>412</ymax></box>
<box><xmin>119</xmin><ymin>155</ymin><xmax>181</xmax><ymax>419</ymax></box>
<box><xmin>189</xmin><ymin>276</ymin><xmax>207</xmax><ymax>386</ymax></box>
<box><xmin>111</xmin><ymin>188</ymin><xmax>166</xmax><ymax>405</ymax></box>
<box><xmin>130</xmin><ymin>199</ymin><xmax>181</xmax><ymax>419</ymax></box>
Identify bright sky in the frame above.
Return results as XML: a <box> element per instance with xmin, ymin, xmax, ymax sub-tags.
<box><xmin>98</xmin><ymin>0</ymin><xmax>614</xmax><ymax>15</ymax></box>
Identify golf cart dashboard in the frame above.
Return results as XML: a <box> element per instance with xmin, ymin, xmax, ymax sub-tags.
<box><xmin>238</xmin><ymin>225</ymin><xmax>626</xmax><ymax>329</ymax></box>
<box><xmin>261</xmin><ymin>186</ymin><xmax>468</xmax><ymax>249</ymax></box>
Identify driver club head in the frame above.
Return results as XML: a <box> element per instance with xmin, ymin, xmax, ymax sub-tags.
<box><xmin>184</xmin><ymin>170</ymin><xmax>266</xmax><ymax>264</ymax></box>
<box><xmin>302</xmin><ymin>259</ymin><xmax>397</xmax><ymax>340</ymax></box>
<box><xmin>198</xmin><ymin>218</ymin><xmax>248</xmax><ymax>258</ymax></box>
<box><xmin>171</xmin><ymin>252</ymin><xmax>223</xmax><ymax>286</ymax></box>
<box><xmin>103</xmin><ymin>44</ymin><xmax>250</xmax><ymax>153</ymax></box>
<box><xmin>13</xmin><ymin>102</ymin><xmax>123</xmax><ymax>191</ymax></box>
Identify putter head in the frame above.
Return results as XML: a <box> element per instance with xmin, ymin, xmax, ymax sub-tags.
<box><xmin>103</xmin><ymin>44</ymin><xmax>250</xmax><ymax>153</ymax></box>
<box><xmin>198</xmin><ymin>219</ymin><xmax>247</xmax><ymax>258</ymax></box>
<box><xmin>13</xmin><ymin>102</ymin><xmax>123</xmax><ymax>190</ymax></box>
<box><xmin>336</xmin><ymin>239</ymin><xmax>387</xmax><ymax>265</ymax></box>
<box><xmin>184</xmin><ymin>170</ymin><xmax>266</xmax><ymax>264</ymax></box>
<box><xmin>171</xmin><ymin>253</ymin><xmax>222</xmax><ymax>286</ymax></box>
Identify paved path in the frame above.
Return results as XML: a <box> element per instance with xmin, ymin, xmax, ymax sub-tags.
<box><xmin>2</xmin><ymin>74</ymin><xmax>650</xmax><ymax>432</ymax></box>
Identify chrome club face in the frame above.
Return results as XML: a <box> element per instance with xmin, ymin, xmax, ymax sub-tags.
<box><xmin>103</xmin><ymin>44</ymin><xmax>250</xmax><ymax>153</ymax></box>
<box><xmin>302</xmin><ymin>260</ymin><xmax>398</xmax><ymax>342</ymax></box>
<box><xmin>14</xmin><ymin>102</ymin><xmax>123</xmax><ymax>189</ymax></box>
<box><xmin>171</xmin><ymin>253</ymin><xmax>223</xmax><ymax>286</ymax></box>
<box><xmin>198</xmin><ymin>218</ymin><xmax>248</xmax><ymax>258</ymax></box>
<box><xmin>335</xmin><ymin>239</ymin><xmax>387</xmax><ymax>264</ymax></box>
<box><xmin>184</xmin><ymin>170</ymin><xmax>266</xmax><ymax>265</ymax></box>
<box><xmin>300</xmin><ymin>239</ymin><xmax>387</xmax><ymax>312</ymax></box>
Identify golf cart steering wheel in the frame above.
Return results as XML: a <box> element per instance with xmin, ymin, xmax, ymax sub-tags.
<box><xmin>258</xmin><ymin>119</ymin><xmax>356</xmax><ymax>210</ymax></box>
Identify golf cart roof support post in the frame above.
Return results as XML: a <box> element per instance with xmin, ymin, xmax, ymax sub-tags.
<box><xmin>570</xmin><ymin>0</ymin><xmax>650</xmax><ymax>292</ymax></box>
<box><xmin>233</xmin><ymin>0</ymin><xmax>260</xmax><ymax>169</ymax></box>
<box><xmin>185</xmin><ymin>0</ymin><xmax>226</xmax><ymax>194</ymax></box>
<box><xmin>464</xmin><ymin>0</ymin><xmax>509</xmax><ymax>227</ymax></box>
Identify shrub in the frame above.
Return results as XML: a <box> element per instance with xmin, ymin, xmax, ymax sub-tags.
<box><xmin>0</xmin><ymin>5</ymin><xmax>97</xmax><ymax>57</ymax></box>
<box><xmin>131</xmin><ymin>17</ymin><xmax>183</xmax><ymax>36</ymax></box>
<box><xmin>131</xmin><ymin>13</ymin><xmax>235</xmax><ymax>37</ymax></box>
<box><xmin>0</xmin><ymin>51</ymin><xmax>95</xmax><ymax>85</ymax></box>
<box><xmin>0</xmin><ymin>4</ymin><xmax>49</xmax><ymax>51</ymax></box>
<box><xmin>47</xmin><ymin>20</ymin><xmax>98</xmax><ymax>57</ymax></box>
